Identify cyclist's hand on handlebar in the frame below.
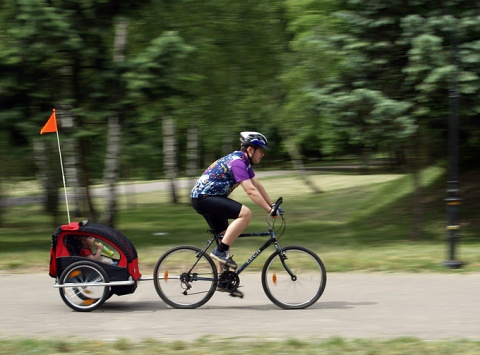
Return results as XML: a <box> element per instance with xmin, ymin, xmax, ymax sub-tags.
<box><xmin>269</xmin><ymin>204</ymin><xmax>284</xmax><ymax>217</ymax></box>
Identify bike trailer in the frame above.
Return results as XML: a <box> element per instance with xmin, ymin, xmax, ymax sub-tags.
<box><xmin>49</xmin><ymin>220</ymin><xmax>141</xmax><ymax>297</ymax></box>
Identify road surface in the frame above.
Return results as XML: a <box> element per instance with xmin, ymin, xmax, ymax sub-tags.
<box><xmin>0</xmin><ymin>271</ymin><xmax>478</xmax><ymax>341</ymax></box>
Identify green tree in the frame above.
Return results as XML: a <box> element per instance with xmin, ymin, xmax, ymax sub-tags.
<box><xmin>400</xmin><ymin>12</ymin><xmax>480</xmax><ymax>164</ymax></box>
<box><xmin>124</xmin><ymin>31</ymin><xmax>195</xmax><ymax>203</ymax></box>
<box><xmin>129</xmin><ymin>0</ymin><xmax>287</xmax><ymax>162</ymax></box>
<box><xmin>281</xmin><ymin>0</ymin><xmax>480</xmax><ymax>239</ymax></box>
<box><xmin>0</xmin><ymin>0</ymin><xmax>151</xmax><ymax>225</ymax></box>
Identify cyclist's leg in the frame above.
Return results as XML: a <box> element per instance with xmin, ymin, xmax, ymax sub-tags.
<box><xmin>213</xmin><ymin>205</ymin><xmax>250</xmax><ymax>273</ymax></box>
<box><xmin>192</xmin><ymin>196</ymin><xmax>245</xmax><ymax>296</ymax></box>
<box><xmin>192</xmin><ymin>196</ymin><xmax>245</xmax><ymax>244</ymax></box>
<box><xmin>192</xmin><ymin>196</ymin><xmax>247</xmax><ymax>267</ymax></box>
<box><xmin>192</xmin><ymin>196</ymin><xmax>229</xmax><ymax>235</ymax></box>
<box><xmin>221</xmin><ymin>205</ymin><xmax>251</xmax><ymax>245</ymax></box>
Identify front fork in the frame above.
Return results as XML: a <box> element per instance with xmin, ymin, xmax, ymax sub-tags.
<box><xmin>273</xmin><ymin>242</ymin><xmax>297</xmax><ymax>281</ymax></box>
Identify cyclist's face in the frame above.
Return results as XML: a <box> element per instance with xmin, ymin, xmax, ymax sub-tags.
<box><xmin>251</xmin><ymin>147</ymin><xmax>265</xmax><ymax>164</ymax></box>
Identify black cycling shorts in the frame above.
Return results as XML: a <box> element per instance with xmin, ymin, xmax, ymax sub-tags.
<box><xmin>191</xmin><ymin>195</ymin><xmax>242</xmax><ymax>234</ymax></box>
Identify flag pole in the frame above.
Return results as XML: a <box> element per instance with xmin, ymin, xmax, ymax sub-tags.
<box><xmin>40</xmin><ymin>109</ymin><xmax>70</xmax><ymax>223</ymax></box>
<box><xmin>55</xmin><ymin>129</ymin><xmax>71</xmax><ymax>223</ymax></box>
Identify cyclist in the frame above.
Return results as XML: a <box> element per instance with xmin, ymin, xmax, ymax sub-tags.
<box><xmin>191</xmin><ymin>131</ymin><xmax>277</xmax><ymax>271</ymax></box>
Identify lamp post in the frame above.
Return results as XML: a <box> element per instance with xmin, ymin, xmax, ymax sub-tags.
<box><xmin>443</xmin><ymin>26</ymin><xmax>463</xmax><ymax>269</ymax></box>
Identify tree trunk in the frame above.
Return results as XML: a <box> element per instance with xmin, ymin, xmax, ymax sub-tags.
<box><xmin>410</xmin><ymin>132</ymin><xmax>422</xmax><ymax>241</ymax></box>
<box><xmin>285</xmin><ymin>138</ymin><xmax>323</xmax><ymax>194</ymax></box>
<box><xmin>0</xmin><ymin>177</ymin><xmax>3</xmax><ymax>228</ymax></box>
<box><xmin>102</xmin><ymin>114</ymin><xmax>121</xmax><ymax>226</ymax></box>
<box><xmin>186</xmin><ymin>125</ymin><xmax>199</xmax><ymax>200</ymax></box>
<box><xmin>0</xmin><ymin>130</ymin><xmax>7</xmax><ymax>227</ymax></box>
<box><xmin>163</xmin><ymin>117</ymin><xmax>178</xmax><ymax>204</ymax></box>
<box><xmin>359</xmin><ymin>147</ymin><xmax>372</xmax><ymax>174</ymax></box>
<box><xmin>76</xmin><ymin>137</ymin><xmax>98</xmax><ymax>221</ymax></box>
<box><xmin>101</xmin><ymin>19</ymin><xmax>129</xmax><ymax>227</ymax></box>
<box><xmin>411</xmin><ymin>167</ymin><xmax>422</xmax><ymax>241</ymax></box>
<box><xmin>34</xmin><ymin>138</ymin><xmax>62</xmax><ymax>226</ymax></box>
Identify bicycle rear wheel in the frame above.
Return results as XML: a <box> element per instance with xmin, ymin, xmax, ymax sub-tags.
<box><xmin>262</xmin><ymin>246</ymin><xmax>326</xmax><ymax>309</ymax></box>
<box><xmin>154</xmin><ymin>246</ymin><xmax>217</xmax><ymax>309</ymax></box>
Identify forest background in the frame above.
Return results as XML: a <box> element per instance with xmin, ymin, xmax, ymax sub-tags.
<box><xmin>0</xmin><ymin>0</ymin><xmax>479</xmax><ymax>242</ymax></box>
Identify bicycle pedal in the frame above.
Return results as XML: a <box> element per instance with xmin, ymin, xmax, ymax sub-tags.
<box><xmin>229</xmin><ymin>289</ymin><xmax>244</xmax><ymax>298</ymax></box>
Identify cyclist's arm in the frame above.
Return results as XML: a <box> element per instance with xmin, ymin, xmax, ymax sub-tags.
<box><xmin>251</xmin><ymin>176</ymin><xmax>274</xmax><ymax>206</ymax></box>
<box><xmin>240</xmin><ymin>179</ymin><xmax>272</xmax><ymax>213</ymax></box>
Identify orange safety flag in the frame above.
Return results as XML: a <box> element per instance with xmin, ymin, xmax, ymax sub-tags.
<box><xmin>40</xmin><ymin>109</ymin><xmax>58</xmax><ymax>134</ymax></box>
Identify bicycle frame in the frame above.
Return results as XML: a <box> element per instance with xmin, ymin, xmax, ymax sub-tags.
<box><xmin>199</xmin><ymin>214</ymin><xmax>294</xmax><ymax>278</ymax></box>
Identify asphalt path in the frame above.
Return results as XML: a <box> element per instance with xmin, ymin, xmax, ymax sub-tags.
<box><xmin>0</xmin><ymin>271</ymin><xmax>479</xmax><ymax>341</ymax></box>
<box><xmin>4</xmin><ymin>171</ymin><xmax>291</xmax><ymax>207</ymax></box>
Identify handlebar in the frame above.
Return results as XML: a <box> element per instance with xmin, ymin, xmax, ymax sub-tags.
<box><xmin>270</xmin><ymin>197</ymin><xmax>283</xmax><ymax>217</ymax></box>
<box><xmin>266</xmin><ymin>197</ymin><xmax>285</xmax><ymax>237</ymax></box>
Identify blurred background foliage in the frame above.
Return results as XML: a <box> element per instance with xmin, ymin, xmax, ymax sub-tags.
<box><xmin>0</xmin><ymin>0</ymin><xmax>479</xmax><ymax>226</ymax></box>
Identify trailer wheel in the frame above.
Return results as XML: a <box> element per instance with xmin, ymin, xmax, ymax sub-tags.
<box><xmin>59</xmin><ymin>260</ymin><xmax>110</xmax><ymax>312</ymax></box>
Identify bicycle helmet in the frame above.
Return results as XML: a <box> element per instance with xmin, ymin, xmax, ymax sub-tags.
<box><xmin>240</xmin><ymin>131</ymin><xmax>269</xmax><ymax>150</ymax></box>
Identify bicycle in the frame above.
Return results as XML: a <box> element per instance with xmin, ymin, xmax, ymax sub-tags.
<box><xmin>153</xmin><ymin>197</ymin><xmax>327</xmax><ymax>309</ymax></box>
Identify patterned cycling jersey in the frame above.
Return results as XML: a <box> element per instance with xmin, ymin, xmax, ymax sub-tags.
<box><xmin>191</xmin><ymin>151</ymin><xmax>255</xmax><ymax>198</ymax></box>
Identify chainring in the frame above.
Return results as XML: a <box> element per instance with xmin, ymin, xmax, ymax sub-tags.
<box><xmin>218</xmin><ymin>271</ymin><xmax>240</xmax><ymax>292</ymax></box>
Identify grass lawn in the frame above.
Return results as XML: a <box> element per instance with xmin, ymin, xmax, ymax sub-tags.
<box><xmin>1</xmin><ymin>336</ymin><xmax>480</xmax><ymax>354</ymax></box>
<box><xmin>1</xmin><ymin>166</ymin><xmax>478</xmax><ymax>274</ymax></box>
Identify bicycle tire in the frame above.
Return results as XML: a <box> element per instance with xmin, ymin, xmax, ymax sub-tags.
<box><xmin>153</xmin><ymin>245</ymin><xmax>218</xmax><ymax>309</ymax></box>
<box><xmin>261</xmin><ymin>246</ymin><xmax>326</xmax><ymax>309</ymax></box>
<box><xmin>58</xmin><ymin>260</ymin><xmax>110</xmax><ymax>312</ymax></box>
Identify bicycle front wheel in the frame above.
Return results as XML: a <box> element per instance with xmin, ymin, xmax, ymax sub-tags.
<box><xmin>262</xmin><ymin>246</ymin><xmax>326</xmax><ymax>309</ymax></box>
<box><xmin>154</xmin><ymin>246</ymin><xmax>217</xmax><ymax>309</ymax></box>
